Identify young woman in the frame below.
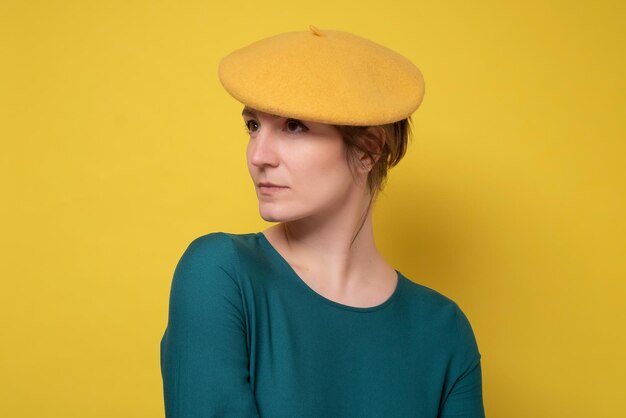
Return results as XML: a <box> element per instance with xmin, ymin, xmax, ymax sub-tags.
<box><xmin>161</xmin><ymin>26</ymin><xmax>485</xmax><ymax>417</ymax></box>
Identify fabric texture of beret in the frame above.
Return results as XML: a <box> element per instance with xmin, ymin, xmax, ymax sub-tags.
<box><xmin>218</xmin><ymin>25</ymin><xmax>425</xmax><ymax>126</ymax></box>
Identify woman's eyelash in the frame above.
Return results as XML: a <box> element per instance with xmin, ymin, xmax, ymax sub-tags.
<box><xmin>286</xmin><ymin>119</ymin><xmax>309</xmax><ymax>132</ymax></box>
<box><xmin>243</xmin><ymin>120</ymin><xmax>255</xmax><ymax>131</ymax></box>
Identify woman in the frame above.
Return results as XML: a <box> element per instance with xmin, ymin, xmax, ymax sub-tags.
<box><xmin>161</xmin><ymin>26</ymin><xmax>485</xmax><ymax>417</ymax></box>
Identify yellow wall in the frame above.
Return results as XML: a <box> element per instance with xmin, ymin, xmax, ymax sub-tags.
<box><xmin>1</xmin><ymin>1</ymin><xmax>624</xmax><ymax>416</ymax></box>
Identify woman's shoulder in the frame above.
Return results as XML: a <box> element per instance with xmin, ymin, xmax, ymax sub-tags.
<box><xmin>180</xmin><ymin>231</ymin><xmax>264</xmax><ymax>271</ymax></box>
<box><xmin>184</xmin><ymin>231</ymin><xmax>259</xmax><ymax>252</ymax></box>
<box><xmin>401</xmin><ymin>274</ymin><xmax>481</xmax><ymax>357</ymax></box>
<box><xmin>399</xmin><ymin>274</ymin><xmax>478</xmax><ymax>341</ymax></box>
<box><xmin>170</xmin><ymin>231</ymin><xmax>262</xmax><ymax>293</ymax></box>
<box><xmin>400</xmin><ymin>275</ymin><xmax>460</xmax><ymax>311</ymax></box>
<box><xmin>188</xmin><ymin>231</ymin><xmax>259</xmax><ymax>255</ymax></box>
<box><xmin>185</xmin><ymin>231</ymin><xmax>229</xmax><ymax>249</ymax></box>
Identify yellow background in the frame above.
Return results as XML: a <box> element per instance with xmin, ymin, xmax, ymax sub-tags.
<box><xmin>1</xmin><ymin>0</ymin><xmax>624</xmax><ymax>416</ymax></box>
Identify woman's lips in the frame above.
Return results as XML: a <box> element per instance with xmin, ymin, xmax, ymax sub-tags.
<box><xmin>258</xmin><ymin>185</ymin><xmax>288</xmax><ymax>195</ymax></box>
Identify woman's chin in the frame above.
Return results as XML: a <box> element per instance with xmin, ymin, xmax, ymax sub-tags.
<box><xmin>260</xmin><ymin>213</ymin><xmax>282</xmax><ymax>223</ymax></box>
<box><xmin>258</xmin><ymin>205</ymin><xmax>284</xmax><ymax>223</ymax></box>
<box><xmin>258</xmin><ymin>204</ymin><xmax>304</xmax><ymax>223</ymax></box>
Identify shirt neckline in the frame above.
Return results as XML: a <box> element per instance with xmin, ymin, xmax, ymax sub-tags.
<box><xmin>256</xmin><ymin>231</ymin><xmax>402</xmax><ymax>313</ymax></box>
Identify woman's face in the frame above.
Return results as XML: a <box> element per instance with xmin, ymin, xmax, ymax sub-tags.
<box><xmin>243</xmin><ymin>106</ymin><xmax>364</xmax><ymax>223</ymax></box>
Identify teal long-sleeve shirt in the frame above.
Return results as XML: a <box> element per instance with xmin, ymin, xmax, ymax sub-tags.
<box><xmin>160</xmin><ymin>232</ymin><xmax>485</xmax><ymax>417</ymax></box>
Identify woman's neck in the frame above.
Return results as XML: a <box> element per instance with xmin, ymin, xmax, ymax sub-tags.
<box><xmin>262</xmin><ymin>210</ymin><xmax>394</xmax><ymax>295</ymax></box>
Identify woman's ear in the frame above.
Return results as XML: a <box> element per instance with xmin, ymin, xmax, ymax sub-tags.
<box><xmin>357</xmin><ymin>126</ymin><xmax>386</xmax><ymax>172</ymax></box>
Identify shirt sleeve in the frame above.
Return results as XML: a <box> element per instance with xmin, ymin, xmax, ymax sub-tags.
<box><xmin>160</xmin><ymin>233</ymin><xmax>260</xmax><ymax>418</ymax></box>
<box><xmin>438</xmin><ymin>304</ymin><xmax>486</xmax><ymax>418</ymax></box>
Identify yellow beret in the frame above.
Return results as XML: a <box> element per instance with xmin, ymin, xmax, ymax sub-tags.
<box><xmin>218</xmin><ymin>25</ymin><xmax>425</xmax><ymax>126</ymax></box>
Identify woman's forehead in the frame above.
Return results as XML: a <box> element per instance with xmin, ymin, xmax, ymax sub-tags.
<box><xmin>242</xmin><ymin>106</ymin><xmax>329</xmax><ymax>127</ymax></box>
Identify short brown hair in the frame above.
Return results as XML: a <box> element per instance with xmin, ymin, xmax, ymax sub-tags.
<box><xmin>334</xmin><ymin>117</ymin><xmax>413</xmax><ymax>245</ymax></box>
<box><xmin>335</xmin><ymin>117</ymin><xmax>413</xmax><ymax>200</ymax></box>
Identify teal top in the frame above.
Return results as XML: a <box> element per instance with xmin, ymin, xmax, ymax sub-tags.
<box><xmin>160</xmin><ymin>232</ymin><xmax>485</xmax><ymax>417</ymax></box>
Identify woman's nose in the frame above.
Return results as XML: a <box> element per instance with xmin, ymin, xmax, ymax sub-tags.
<box><xmin>248</xmin><ymin>128</ymin><xmax>280</xmax><ymax>167</ymax></box>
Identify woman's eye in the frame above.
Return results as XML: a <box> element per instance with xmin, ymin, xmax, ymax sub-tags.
<box><xmin>244</xmin><ymin>119</ymin><xmax>308</xmax><ymax>135</ymax></box>
<box><xmin>244</xmin><ymin>120</ymin><xmax>259</xmax><ymax>133</ymax></box>
<box><xmin>286</xmin><ymin>119</ymin><xmax>308</xmax><ymax>133</ymax></box>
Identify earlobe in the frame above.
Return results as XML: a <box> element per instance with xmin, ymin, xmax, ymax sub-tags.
<box><xmin>361</xmin><ymin>126</ymin><xmax>385</xmax><ymax>170</ymax></box>
<box><xmin>359</xmin><ymin>159</ymin><xmax>372</xmax><ymax>172</ymax></box>
<box><xmin>358</xmin><ymin>153</ymin><xmax>377</xmax><ymax>173</ymax></box>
